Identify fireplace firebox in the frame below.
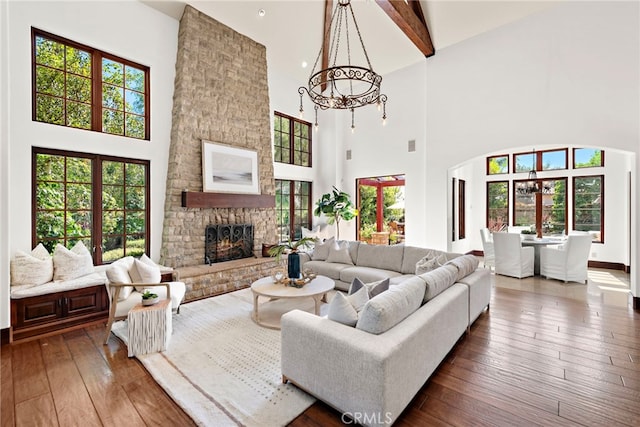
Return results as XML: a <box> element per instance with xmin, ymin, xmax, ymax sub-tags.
<box><xmin>205</xmin><ymin>224</ymin><xmax>254</xmax><ymax>264</ymax></box>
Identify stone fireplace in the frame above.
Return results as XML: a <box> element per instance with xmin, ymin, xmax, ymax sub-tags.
<box><xmin>159</xmin><ymin>6</ymin><xmax>280</xmax><ymax>301</ymax></box>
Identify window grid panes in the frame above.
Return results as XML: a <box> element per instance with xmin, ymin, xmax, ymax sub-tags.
<box><xmin>275</xmin><ymin>179</ymin><xmax>312</xmax><ymax>242</ymax></box>
<box><xmin>32</xmin><ymin>28</ymin><xmax>150</xmax><ymax>140</ymax></box>
<box><xmin>486</xmin><ymin>181</ymin><xmax>508</xmax><ymax>232</ymax></box>
<box><xmin>573</xmin><ymin>175</ymin><xmax>603</xmax><ymax>242</ymax></box>
<box><xmin>273</xmin><ymin>112</ymin><xmax>311</xmax><ymax>167</ymax></box>
<box><xmin>541</xmin><ymin>149</ymin><xmax>567</xmax><ymax>171</ymax></box>
<box><xmin>34</xmin><ymin>148</ymin><xmax>150</xmax><ymax>264</ymax></box>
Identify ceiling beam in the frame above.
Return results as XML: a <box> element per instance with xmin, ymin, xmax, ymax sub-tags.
<box><xmin>320</xmin><ymin>0</ymin><xmax>333</xmax><ymax>93</ymax></box>
<box><xmin>375</xmin><ymin>0</ymin><xmax>434</xmax><ymax>58</ymax></box>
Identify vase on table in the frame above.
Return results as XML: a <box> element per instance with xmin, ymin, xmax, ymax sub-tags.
<box><xmin>287</xmin><ymin>251</ymin><xmax>301</xmax><ymax>279</ymax></box>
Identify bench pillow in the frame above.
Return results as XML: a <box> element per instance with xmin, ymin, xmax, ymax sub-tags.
<box><xmin>53</xmin><ymin>242</ymin><xmax>94</xmax><ymax>282</ymax></box>
<box><xmin>10</xmin><ymin>243</ymin><xmax>53</xmax><ymax>286</ymax></box>
<box><xmin>356</xmin><ymin>276</ymin><xmax>425</xmax><ymax>334</ymax></box>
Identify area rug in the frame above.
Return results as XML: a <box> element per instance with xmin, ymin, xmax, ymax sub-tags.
<box><xmin>112</xmin><ymin>288</ymin><xmax>323</xmax><ymax>427</ymax></box>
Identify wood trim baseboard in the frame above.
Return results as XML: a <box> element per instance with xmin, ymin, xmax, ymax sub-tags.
<box><xmin>1</xmin><ymin>328</ymin><xmax>9</xmax><ymax>345</ymax></box>
<box><xmin>634</xmin><ymin>296</ymin><xmax>640</xmax><ymax>311</ymax></box>
<box><xmin>587</xmin><ymin>260</ymin><xmax>628</xmax><ymax>271</ymax></box>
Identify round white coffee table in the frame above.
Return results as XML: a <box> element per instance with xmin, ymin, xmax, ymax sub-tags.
<box><xmin>251</xmin><ymin>275</ymin><xmax>335</xmax><ymax>329</ymax></box>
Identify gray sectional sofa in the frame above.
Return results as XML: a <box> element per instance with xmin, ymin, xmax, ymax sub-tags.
<box><xmin>282</xmin><ymin>241</ymin><xmax>491</xmax><ymax>426</ymax></box>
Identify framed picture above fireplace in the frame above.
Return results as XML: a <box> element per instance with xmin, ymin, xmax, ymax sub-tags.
<box><xmin>202</xmin><ymin>140</ymin><xmax>259</xmax><ymax>194</ymax></box>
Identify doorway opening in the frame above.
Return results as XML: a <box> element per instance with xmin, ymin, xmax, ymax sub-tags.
<box><xmin>356</xmin><ymin>175</ymin><xmax>405</xmax><ymax>245</ymax></box>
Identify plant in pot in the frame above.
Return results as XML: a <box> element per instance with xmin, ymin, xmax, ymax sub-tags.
<box><xmin>521</xmin><ymin>226</ymin><xmax>537</xmax><ymax>240</ymax></box>
<box><xmin>314</xmin><ymin>187</ymin><xmax>358</xmax><ymax>240</ymax></box>
<box><xmin>141</xmin><ymin>290</ymin><xmax>159</xmax><ymax>306</ymax></box>
<box><xmin>268</xmin><ymin>237</ymin><xmax>315</xmax><ymax>280</ymax></box>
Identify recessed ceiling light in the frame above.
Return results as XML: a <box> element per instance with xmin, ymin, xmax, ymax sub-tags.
<box><xmin>258</xmin><ymin>9</ymin><xmax>266</xmax><ymax>17</ymax></box>
<box><xmin>301</xmin><ymin>61</ymin><xmax>308</xmax><ymax>68</ymax></box>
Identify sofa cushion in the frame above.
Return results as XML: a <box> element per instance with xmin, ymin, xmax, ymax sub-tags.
<box><xmin>415</xmin><ymin>253</ymin><xmax>448</xmax><ymax>275</ymax></box>
<box><xmin>53</xmin><ymin>242</ymin><xmax>94</xmax><ymax>281</ymax></box>
<box><xmin>339</xmin><ymin>266</ymin><xmax>402</xmax><ymax>285</ymax></box>
<box><xmin>10</xmin><ymin>243</ymin><xmax>53</xmax><ymax>286</ymax></box>
<box><xmin>312</xmin><ymin>237</ymin><xmax>334</xmax><ymax>261</ymax></box>
<box><xmin>326</xmin><ymin>241</ymin><xmax>354</xmax><ymax>265</ymax></box>
<box><xmin>348</xmin><ymin>277</ymin><xmax>390</xmax><ymax>298</ymax></box>
<box><xmin>419</xmin><ymin>264</ymin><xmax>459</xmax><ymax>302</ymax></box>
<box><xmin>356</xmin><ymin>244</ymin><xmax>404</xmax><ymax>272</ymax></box>
<box><xmin>327</xmin><ymin>287</ymin><xmax>369</xmax><ymax>326</ymax></box>
<box><xmin>445</xmin><ymin>254</ymin><xmax>479</xmax><ymax>281</ymax></box>
<box><xmin>303</xmin><ymin>260</ymin><xmax>352</xmax><ymax>281</ymax></box>
<box><xmin>401</xmin><ymin>246</ymin><xmax>461</xmax><ymax>274</ymax></box>
<box><xmin>356</xmin><ymin>276</ymin><xmax>426</xmax><ymax>334</ymax></box>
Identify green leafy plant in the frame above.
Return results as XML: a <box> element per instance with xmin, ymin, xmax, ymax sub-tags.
<box><xmin>314</xmin><ymin>187</ymin><xmax>358</xmax><ymax>239</ymax></box>
<box><xmin>267</xmin><ymin>237</ymin><xmax>315</xmax><ymax>262</ymax></box>
<box><xmin>141</xmin><ymin>290</ymin><xmax>158</xmax><ymax>300</ymax></box>
<box><xmin>521</xmin><ymin>225</ymin><xmax>537</xmax><ymax>235</ymax></box>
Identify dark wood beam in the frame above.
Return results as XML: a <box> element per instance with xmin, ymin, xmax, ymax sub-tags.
<box><xmin>320</xmin><ymin>0</ymin><xmax>333</xmax><ymax>93</ymax></box>
<box><xmin>375</xmin><ymin>0</ymin><xmax>434</xmax><ymax>57</ymax></box>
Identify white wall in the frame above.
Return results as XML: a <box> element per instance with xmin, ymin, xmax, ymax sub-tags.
<box><xmin>0</xmin><ymin>1</ymin><xmax>178</xmax><ymax>329</ymax></box>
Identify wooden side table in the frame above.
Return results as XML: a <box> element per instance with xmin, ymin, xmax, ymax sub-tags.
<box><xmin>127</xmin><ymin>299</ymin><xmax>172</xmax><ymax>357</ymax></box>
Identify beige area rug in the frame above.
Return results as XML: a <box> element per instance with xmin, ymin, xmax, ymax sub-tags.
<box><xmin>112</xmin><ymin>288</ymin><xmax>333</xmax><ymax>427</ymax></box>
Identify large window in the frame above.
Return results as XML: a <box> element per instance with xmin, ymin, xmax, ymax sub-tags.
<box><xmin>487</xmin><ymin>155</ymin><xmax>509</xmax><ymax>175</ymax></box>
<box><xmin>513</xmin><ymin>178</ymin><xmax>567</xmax><ymax>236</ymax></box>
<box><xmin>273</xmin><ymin>112</ymin><xmax>312</xmax><ymax>167</ymax></box>
<box><xmin>275</xmin><ymin>180</ymin><xmax>312</xmax><ymax>242</ymax></box>
<box><xmin>574</xmin><ymin>175</ymin><xmax>603</xmax><ymax>242</ymax></box>
<box><xmin>33</xmin><ymin>148</ymin><xmax>149</xmax><ymax>263</ymax></box>
<box><xmin>486</xmin><ymin>181</ymin><xmax>508</xmax><ymax>231</ymax></box>
<box><xmin>32</xmin><ymin>28</ymin><xmax>149</xmax><ymax>140</ymax></box>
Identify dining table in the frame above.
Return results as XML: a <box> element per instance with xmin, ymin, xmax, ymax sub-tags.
<box><xmin>521</xmin><ymin>237</ymin><xmax>564</xmax><ymax>275</ymax></box>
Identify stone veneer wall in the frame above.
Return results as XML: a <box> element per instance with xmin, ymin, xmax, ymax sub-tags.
<box><xmin>161</xmin><ymin>5</ymin><xmax>277</xmax><ymax>271</ymax></box>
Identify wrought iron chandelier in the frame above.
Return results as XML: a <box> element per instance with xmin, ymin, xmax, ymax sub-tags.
<box><xmin>298</xmin><ymin>0</ymin><xmax>387</xmax><ymax>132</ymax></box>
<box><xmin>518</xmin><ymin>148</ymin><xmax>541</xmax><ymax>195</ymax></box>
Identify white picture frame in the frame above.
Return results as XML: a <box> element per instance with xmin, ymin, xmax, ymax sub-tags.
<box><xmin>202</xmin><ymin>140</ymin><xmax>259</xmax><ymax>194</ymax></box>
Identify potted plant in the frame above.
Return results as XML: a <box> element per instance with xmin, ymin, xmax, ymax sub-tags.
<box><xmin>314</xmin><ymin>187</ymin><xmax>358</xmax><ymax>240</ymax></box>
<box><xmin>268</xmin><ymin>237</ymin><xmax>315</xmax><ymax>279</ymax></box>
<box><xmin>521</xmin><ymin>226</ymin><xmax>537</xmax><ymax>240</ymax></box>
<box><xmin>141</xmin><ymin>290</ymin><xmax>159</xmax><ymax>306</ymax></box>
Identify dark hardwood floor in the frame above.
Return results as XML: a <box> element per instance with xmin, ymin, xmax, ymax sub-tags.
<box><xmin>2</xmin><ymin>285</ymin><xmax>639</xmax><ymax>426</ymax></box>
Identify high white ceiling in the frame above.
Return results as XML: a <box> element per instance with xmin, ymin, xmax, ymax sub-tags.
<box><xmin>142</xmin><ymin>0</ymin><xmax>559</xmax><ymax>82</ymax></box>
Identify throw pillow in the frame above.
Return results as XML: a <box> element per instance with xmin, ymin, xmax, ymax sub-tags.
<box><xmin>10</xmin><ymin>243</ymin><xmax>54</xmax><ymax>286</ymax></box>
<box><xmin>133</xmin><ymin>258</ymin><xmax>161</xmax><ymax>284</ymax></box>
<box><xmin>106</xmin><ymin>263</ymin><xmax>134</xmax><ymax>301</ymax></box>
<box><xmin>445</xmin><ymin>254</ymin><xmax>480</xmax><ymax>281</ymax></box>
<box><xmin>311</xmin><ymin>237</ymin><xmax>335</xmax><ymax>261</ymax></box>
<box><xmin>53</xmin><ymin>242</ymin><xmax>94</xmax><ymax>282</ymax></box>
<box><xmin>415</xmin><ymin>254</ymin><xmax>447</xmax><ymax>275</ymax></box>
<box><xmin>348</xmin><ymin>277</ymin><xmax>390</xmax><ymax>298</ymax></box>
<box><xmin>327</xmin><ymin>286</ymin><xmax>369</xmax><ymax>327</ymax></box>
<box><xmin>325</xmin><ymin>241</ymin><xmax>354</xmax><ymax>265</ymax></box>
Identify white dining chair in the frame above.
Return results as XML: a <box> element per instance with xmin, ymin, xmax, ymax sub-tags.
<box><xmin>479</xmin><ymin>228</ymin><xmax>495</xmax><ymax>271</ymax></box>
<box><xmin>493</xmin><ymin>232</ymin><xmax>534</xmax><ymax>279</ymax></box>
<box><xmin>540</xmin><ymin>234</ymin><xmax>592</xmax><ymax>283</ymax></box>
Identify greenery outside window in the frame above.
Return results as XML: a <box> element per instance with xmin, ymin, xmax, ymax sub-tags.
<box><xmin>573</xmin><ymin>175</ymin><xmax>603</xmax><ymax>242</ymax></box>
<box><xmin>33</xmin><ymin>148</ymin><xmax>149</xmax><ymax>263</ymax></box>
<box><xmin>487</xmin><ymin>155</ymin><xmax>509</xmax><ymax>175</ymax></box>
<box><xmin>486</xmin><ymin>181</ymin><xmax>508</xmax><ymax>232</ymax></box>
<box><xmin>273</xmin><ymin>112</ymin><xmax>312</xmax><ymax>167</ymax></box>
<box><xmin>513</xmin><ymin>178</ymin><xmax>567</xmax><ymax>236</ymax></box>
<box><xmin>574</xmin><ymin>148</ymin><xmax>604</xmax><ymax>168</ymax></box>
<box><xmin>32</xmin><ymin>28</ymin><xmax>150</xmax><ymax>140</ymax></box>
<box><xmin>275</xmin><ymin>179</ymin><xmax>312</xmax><ymax>242</ymax></box>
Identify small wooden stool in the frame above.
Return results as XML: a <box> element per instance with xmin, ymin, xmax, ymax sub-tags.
<box><xmin>127</xmin><ymin>299</ymin><xmax>172</xmax><ymax>357</ymax></box>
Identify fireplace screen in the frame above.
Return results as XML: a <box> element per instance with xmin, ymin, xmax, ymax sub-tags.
<box><xmin>205</xmin><ymin>224</ymin><xmax>254</xmax><ymax>264</ymax></box>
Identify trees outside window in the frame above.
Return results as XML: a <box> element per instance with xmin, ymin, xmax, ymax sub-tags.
<box><xmin>356</xmin><ymin>176</ymin><xmax>405</xmax><ymax>243</ymax></box>
<box><xmin>273</xmin><ymin>112</ymin><xmax>311</xmax><ymax>167</ymax></box>
<box><xmin>32</xmin><ymin>28</ymin><xmax>149</xmax><ymax>140</ymax></box>
<box><xmin>574</xmin><ymin>175</ymin><xmax>603</xmax><ymax>242</ymax></box>
<box><xmin>487</xmin><ymin>181</ymin><xmax>508</xmax><ymax>232</ymax></box>
<box><xmin>275</xmin><ymin>179</ymin><xmax>312</xmax><ymax>242</ymax></box>
<box><xmin>33</xmin><ymin>148</ymin><xmax>149</xmax><ymax>263</ymax></box>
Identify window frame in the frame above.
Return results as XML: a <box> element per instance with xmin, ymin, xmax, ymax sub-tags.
<box><xmin>486</xmin><ymin>154</ymin><xmax>509</xmax><ymax>175</ymax></box>
<box><xmin>273</xmin><ymin>111</ymin><xmax>312</xmax><ymax>167</ymax></box>
<box><xmin>32</xmin><ymin>147</ymin><xmax>150</xmax><ymax>264</ymax></box>
<box><xmin>486</xmin><ymin>180</ymin><xmax>509</xmax><ymax>232</ymax></box>
<box><xmin>31</xmin><ymin>27</ymin><xmax>150</xmax><ymax>140</ymax></box>
<box><xmin>512</xmin><ymin>177</ymin><xmax>568</xmax><ymax>236</ymax></box>
<box><xmin>573</xmin><ymin>175</ymin><xmax>604</xmax><ymax>243</ymax></box>
<box><xmin>275</xmin><ymin>179</ymin><xmax>313</xmax><ymax>242</ymax></box>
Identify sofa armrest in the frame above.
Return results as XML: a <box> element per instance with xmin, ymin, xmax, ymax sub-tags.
<box><xmin>298</xmin><ymin>252</ymin><xmax>312</xmax><ymax>265</ymax></box>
